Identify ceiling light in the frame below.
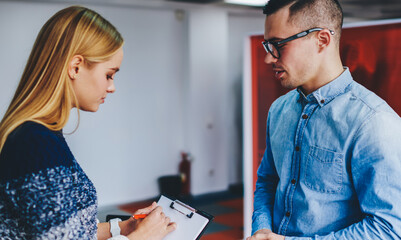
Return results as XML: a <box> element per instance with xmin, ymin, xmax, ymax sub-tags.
<box><xmin>224</xmin><ymin>0</ymin><xmax>268</xmax><ymax>6</ymax></box>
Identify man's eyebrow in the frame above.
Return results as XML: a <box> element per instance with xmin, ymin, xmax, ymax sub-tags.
<box><xmin>265</xmin><ymin>37</ymin><xmax>283</xmax><ymax>42</ymax></box>
<box><xmin>110</xmin><ymin>67</ymin><xmax>120</xmax><ymax>72</ymax></box>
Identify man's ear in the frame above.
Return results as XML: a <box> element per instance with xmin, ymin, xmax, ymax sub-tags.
<box><xmin>316</xmin><ymin>29</ymin><xmax>332</xmax><ymax>52</ymax></box>
<box><xmin>68</xmin><ymin>55</ymin><xmax>84</xmax><ymax>80</ymax></box>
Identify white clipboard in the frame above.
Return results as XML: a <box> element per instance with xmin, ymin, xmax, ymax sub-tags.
<box><xmin>158</xmin><ymin>195</ymin><xmax>214</xmax><ymax>240</ymax></box>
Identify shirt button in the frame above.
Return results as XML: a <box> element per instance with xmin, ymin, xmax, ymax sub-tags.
<box><xmin>320</xmin><ymin>99</ymin><xmax>325</xmax><ymax>104</ymax></box>
<box><xmin>291</xmin><ymin>179</ymin><xmax>296</xmax><ymax>184</ymax></box>
<box><xmin>295</xmin><ymin>146</ymin><xmax>300</xmax><ymax>151</ymax></box>
<box><xmin>285</xmin><ymin>211</ymin><xmax>291</xmax><ymax>217</ymax></box>
<box><xmin>302</xmin><ymin>114</ymin><xmax>308</xmax><ymax>119</ymax></box>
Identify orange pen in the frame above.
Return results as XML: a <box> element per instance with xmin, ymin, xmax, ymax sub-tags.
<box><xmin>133</xmin><ymin>214</ymin><xmax>148</xmax><ymax>219</ymax></box>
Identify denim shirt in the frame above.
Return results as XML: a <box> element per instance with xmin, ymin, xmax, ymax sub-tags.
<box><xmin>252</xmin><ymin>68</ymin><xmax>401</xmax><ymax>239</ymax></box>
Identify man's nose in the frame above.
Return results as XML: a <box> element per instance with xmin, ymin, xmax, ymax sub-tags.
<box><xmin>264</xmin><ymin>53</ymin><xmax>278</xmax><ymax>64</ymax></box>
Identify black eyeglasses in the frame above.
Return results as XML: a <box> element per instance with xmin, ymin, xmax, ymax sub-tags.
<box><xmin>262</xmin><ymin>28</ymin><xmax>335</xmax><ymax>59</ymax></box>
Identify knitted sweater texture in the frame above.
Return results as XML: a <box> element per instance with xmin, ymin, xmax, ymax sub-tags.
<box><xmin>0</xmin><ymin>122</ymin><xmax>98</xmax><ymax>239</ymax></box>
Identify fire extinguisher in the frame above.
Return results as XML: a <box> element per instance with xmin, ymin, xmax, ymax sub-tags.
<box><xmin>179</xmin><ymin>152</ymin><xmax>191</xmax><ymax>196</ymax></box>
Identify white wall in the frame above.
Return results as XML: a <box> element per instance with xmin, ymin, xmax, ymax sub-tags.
<box><xmin>227</xmin><ymin>13</ymin><xmax>264</xmax><ymax>185</ymax></box>
<box><xmin>0</xmin><ymin>0</ymin><xmax>264</xmax><ymax>206</ymax></box>
<box><xmin>66</xmin><ymin>5</ymin><xmax>188</xmax><ymax>205</ymax></box>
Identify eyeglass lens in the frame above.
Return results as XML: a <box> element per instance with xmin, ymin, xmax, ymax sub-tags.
<box><xmin>263</xmin><ymin>42</ymin><xmax>279</xmax><ymax>58</ymax></box>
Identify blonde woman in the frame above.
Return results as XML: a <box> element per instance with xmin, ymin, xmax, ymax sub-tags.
<box><xmin>0</xmin><ymin>6</ymin><xmax>176</xmax><ymax>240</ymax></box>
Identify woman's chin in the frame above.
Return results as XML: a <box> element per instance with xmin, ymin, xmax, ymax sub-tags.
<box><xmin>79</xmin><ymin>105</ymin><xmax>99</xmax><ymax>113</ymax></box>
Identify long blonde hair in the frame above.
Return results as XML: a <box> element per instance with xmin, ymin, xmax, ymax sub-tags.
<box><xmin>0</xmin><ymin>6</ymin><xmax>124</xmax><ymax>151</ymax></box>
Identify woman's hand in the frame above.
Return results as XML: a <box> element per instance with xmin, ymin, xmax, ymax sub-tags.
<box><xmin>119</xmin><ymin>202</ymin><xmax>159</xmax><ymax>236</ymax></box>
<box><xmin>124</xmin><ymin>202</ymin><xmax>176</xmax><ymax>240</ymax></box>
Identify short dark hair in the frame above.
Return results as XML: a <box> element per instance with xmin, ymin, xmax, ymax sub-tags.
<box><xmin>263</xmin><ymin>0</ymin><xmax>343</xmax><ymax>43</ymax></box>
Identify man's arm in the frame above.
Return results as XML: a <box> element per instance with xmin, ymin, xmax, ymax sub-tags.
<box><xmin>252</xmin><ymin>113</ymin><xmax>280</xmax><ymax>235</ymax></box>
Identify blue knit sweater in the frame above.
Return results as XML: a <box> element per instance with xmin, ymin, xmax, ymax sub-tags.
<box><xmin>0</xmin><ymin>122</ymin><xmax>98</xmax><ymax>239</ymax></box>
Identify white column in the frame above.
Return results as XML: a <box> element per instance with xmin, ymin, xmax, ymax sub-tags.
<box><xmin>185</xmin><ymin>7</ymin><xmax>230</xmax><ymax>195</ymax></box>
<box><xmin>243</xmin><ymin>36</ymin><xmax>253</xmax><ymax>238</ymax></box>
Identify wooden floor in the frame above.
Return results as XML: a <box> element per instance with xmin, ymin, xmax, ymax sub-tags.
<box><xmin>201</xmin><ymin>198</ymin><xmax>244</xmax><ymax>240</ymax></box>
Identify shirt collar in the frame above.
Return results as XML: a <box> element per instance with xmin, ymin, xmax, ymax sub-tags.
<box><xmin>297</xmin><ymin>67</ymin><xmax>353</xmax><ymax>107</ymax></box>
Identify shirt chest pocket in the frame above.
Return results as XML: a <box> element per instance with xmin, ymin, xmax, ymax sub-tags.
<box><xmin>303</xmin><ymin>146</ymin><xmax>344</xmax><ymax>194</ymax></box>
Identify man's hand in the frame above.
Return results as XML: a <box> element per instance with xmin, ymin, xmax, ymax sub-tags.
<box><xmin>246</xmin><ymin>229</ymin><xmax>285</xmax><ymax>240</ymax></box>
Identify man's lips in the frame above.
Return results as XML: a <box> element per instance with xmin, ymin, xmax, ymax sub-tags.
<box><xmin>273</xmin><ymin>68</ymin><xmax>285</xmax><ymax>79</ymax></box>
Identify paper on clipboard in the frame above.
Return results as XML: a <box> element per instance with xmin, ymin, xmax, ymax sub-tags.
<box><xmin>158</xmin><ymin>195</ymin><xmax>213</xmax><ymax>240</ymax></box>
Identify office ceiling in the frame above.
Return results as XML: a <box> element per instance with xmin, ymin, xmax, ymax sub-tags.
<box><xmin>340</xmin><ymin>0</ymin><xmax>401</xmax><ymax>20</ymax></box>
<box><xmin>167</xmin><ymin>0</ymin><xmax>401</xmax><ymax>21</ymax></box>
<box><xmin>4</xmin><ymin>0</ymin><xmax>400</xmax><ymax>21</ymax></box>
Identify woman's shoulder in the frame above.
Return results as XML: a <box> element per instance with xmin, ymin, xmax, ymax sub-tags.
<box><xmin>7</xmin><ymin>121</ymin><xmax>54</xmax><ymax>138</ymax></box>
<box><xmin>3</xmin><ymin>121</ymin><xmax>64</xmax><ymax>150</ymax></box>
<box><xmin>0</xmin><ymin>121</ymin><xmax>75</xmax><ymax>182</ymax></box>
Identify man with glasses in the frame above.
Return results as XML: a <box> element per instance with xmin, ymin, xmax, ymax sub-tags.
<box><xmin>247</xmin><ymin>0</ymin><xmax>401</xmax><ymax>239</ymax></box>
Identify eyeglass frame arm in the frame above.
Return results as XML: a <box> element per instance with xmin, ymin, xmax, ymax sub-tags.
<box><xmin>262</xmin><ymin>27</ymin><xmax>335</xmax><ymax>59</ymax></box>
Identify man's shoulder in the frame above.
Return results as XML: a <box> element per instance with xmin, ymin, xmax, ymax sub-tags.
<box><xmin>347</xmin><ymin>81</ymin><xmax>395</xmax><ymax>114</ymax></box>
<box><xmin>270</xmin><ymin>89</ymin><xmax>298</xmax><ymax>110</ymax></box>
